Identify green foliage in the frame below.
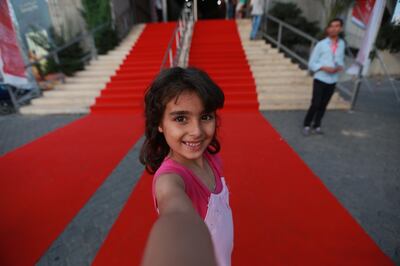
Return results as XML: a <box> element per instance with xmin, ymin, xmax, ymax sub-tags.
<box><xmin>316</xmin><ymin>0</ymin><xmax>355</xmax><ymax>25</ymax></box>
<box><xmin>29</xmin><ymin>27</ymin><xmax>86</xmax><ymax>76</ymax></box>
<box><xmin>268</xmin><ymin>2</ymin><xmax>321</xmax><ymax>47</ymax></box>
<box><xmin>376</xmin><ymin>23</ymin><xmax>400</xmax><ymax>53</ymax></box>
<box><xmin>374</xmin><ymin>6</ymin><xmax>400</xmax><ymax>54</ymax></box>
<box><xmin>94</xmin><ymin>27</ymin><xmax>119</xmax><ymax>55</ymax></box>
<box><xmin>81</xmin><ymin>0</ymin><xmax>119</xmax><ymax>55</ymax></box>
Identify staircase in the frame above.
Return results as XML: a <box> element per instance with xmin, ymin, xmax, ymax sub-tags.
<box><xmin>236</xmin><ymin>19</ymin><xmax>349</xmax><ymax>110</ymax></box>
<box><xmin>20</xmin><ymin>24</ymin><xmax>145</xmax><ymax>115</ymax></box>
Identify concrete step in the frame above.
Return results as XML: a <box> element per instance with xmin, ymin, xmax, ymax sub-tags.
<box><xmin>244</xmin><ymin>49</ymin><xmax>279</xmax><ymax>56</ymax></box>
<box><xmin>85</xmin><ymin>63</ymin><xmax>122</xmax><ymax>71</ymax></box>
<box><xmin>32</xmin><ymin>97</ymin><xmax>95</xmax><ymax>106</ymax></box>
<box><xmin>250</xmin><ymin>64</ymin><xmax>300</xmax><ymax>71</ymax></box>
<box><xmin>107</xmin><ymin>49</ymin><xmax>132</xmax><ymax>56</ymax></box>
<box><xmin>259</xmin><ymin>102</ymin><xmax>310</xmax><ymax>110</ymax></box>
<box><xmin>258</xmin><ymin>94</ymin><xmax>311</xmax><ymax>101</ymax></box>
<box><xmin>43</xmin><ymin>90</ymin><xmax>100</xmax><ymax>98</ymax></box>
<box><xmin>256</xmin><ymin>77</ymin><xmax>313</xmax><ymax>86</ymax></box>
<box><xmin>256</xmin><ymin>85</ymin><xmax>311</xmax><ymax>93</ymax></box>
<box><xmin>236</xmin><ymin>19</ymin><xmax>251</xmax><ymax>24</ymax></box>
<box><xmin>66</xmin><ymin>76</ymin><xmax>110</xmax><ymax>84</ymax></box>
<box><xmin>246</xmin><ymin>53</ymin><xmax>286</xmax><ymax>60</ymax></box>
<box><xmin>241</xmin><ymin>42</ymin><xmax>268</xmax><ymax>49</ymax></box>
<box><xmin>74</xmin><ymin>69</ymin><xmax>116</xmax><ymax>78</ymax></box>
<box><xmin>253</xmin><ymin>70</ymin><xmax>308</xmax><ymax>79</ymax></box>
<box><xmin>120</xmin><ymin>35</ymin><xmax>140</xmax><ymax>45</ymax></box>
<box><xmin>97</xmin><ymin>55</ymin><xmax>126</xmax><ymax>62</ymax></box>
<box><xmin>20</xmin><ymin>105</ymin><xmax>89</xmax><ymax>114</ymax></box>
<box><xmin>249</xmin><ymin>58</ymin><xmax>293</xmax><ymax>66</ymax></box>
<box><xmin>55</xmin><ymin>82</ymin><xmax>105</xmax><ymax>91</ymax></box>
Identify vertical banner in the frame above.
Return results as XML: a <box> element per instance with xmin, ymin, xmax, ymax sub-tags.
<box><xmin>392</xmin><ymin>0</ymin><xmax>400</xmax><ymax>25</ymax></box>
<box><xmin>347</xmin><ymin>0</ymin><xmax>386</xmax><ymax>76</ymax></box>
<box><xmin>351</xmin><ymin>0</ymin><xmax>376</xmax><ymax>28</ymax></box>
<box><xmin>0</xmin><ymin>0</ymin><xmax>28</xmax><ymax>85</ymax></box>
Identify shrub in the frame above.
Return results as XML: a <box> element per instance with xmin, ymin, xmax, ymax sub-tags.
<box><xmin>81</xmin><ymin>0</ymin><xmax>119</xmax><ymax>55</ymax></box>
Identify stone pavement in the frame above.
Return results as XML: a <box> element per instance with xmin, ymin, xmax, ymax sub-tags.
<box><xmin>0</xmin><ymin>78</ymin><xmax>399</xmax><ymax>265</ymax></box>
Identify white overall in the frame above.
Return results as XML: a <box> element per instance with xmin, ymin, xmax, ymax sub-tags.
<box><xmin>204</xmin><ymin>178</ymin><xmax>234</xmax><ymax>266</ymax></box>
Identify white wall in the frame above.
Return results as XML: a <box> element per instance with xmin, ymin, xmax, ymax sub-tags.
<box><xmin>368</xmin><ymin>51</ymin><xmax>400</xmax><ymax>76</ymax></box>
<box><xmin>47</xmin><ymin>0</ymin><xmax>86</xmax><ymax>40</ymax></box>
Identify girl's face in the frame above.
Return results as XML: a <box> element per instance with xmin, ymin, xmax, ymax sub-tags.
<box><xmin>158</xmin><ymin>91</ymin><xmax>216</xmax><ymax>164</ymax></box>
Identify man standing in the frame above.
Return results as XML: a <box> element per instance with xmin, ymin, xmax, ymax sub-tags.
<box><xmin>249</xmin><ymin>0</ymin><xmax>264</xmax><ymax>40</ymax></box>
<box><xmin>303</xmin><ymin>18</ymin><xmax>345</xmax><ymax>136</ymax></box>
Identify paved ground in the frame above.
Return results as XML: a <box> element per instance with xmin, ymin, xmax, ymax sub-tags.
<box><xmin>0</xmin><ymin>78</ymin><xmax>399</xmax><ymax>265</ymax></box>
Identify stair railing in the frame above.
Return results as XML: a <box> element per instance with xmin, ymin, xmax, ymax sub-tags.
<box><xmin>160</xmin><ymin>6</ymin><xmax>194</xmax><ymax>70</ymax></box>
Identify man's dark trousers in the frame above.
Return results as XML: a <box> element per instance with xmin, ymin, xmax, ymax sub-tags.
<box><xmin>303</xmin><ymin>78</ymin><xmax>336</xmax><ymax>128</ymax></box>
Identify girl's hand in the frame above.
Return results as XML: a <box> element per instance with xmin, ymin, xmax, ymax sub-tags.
<box><xmin>141</xmin><ymin>174</ymin><xmax>217</xmax><ymax>266</ymax></box>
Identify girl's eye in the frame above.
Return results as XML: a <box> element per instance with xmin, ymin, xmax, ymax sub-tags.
<box><xmin>201</xmin><ymin>114</ymin><xmax>214</xmax><ymax>121</ymax></box>
<box><xmin>174</xmin><ymin>116</ymin><xmax>186</xmax><ymax>123</ymax></box>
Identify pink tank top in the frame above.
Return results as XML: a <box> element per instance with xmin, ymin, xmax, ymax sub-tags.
<box><xmin>153</xmin><ymin>152</ymin><xmax>234</xmax><ymax>266</ymax></box>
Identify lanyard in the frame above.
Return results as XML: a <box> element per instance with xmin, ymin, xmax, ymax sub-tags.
<box><xmin>331</xmin><ymin>41</ymin><xmax>338</xmax><ymax>55</ymax></box>
<box><xmin>330</xmin><ymin>40</ymin><xmax>338</xmax><ymax>65</ymax></box>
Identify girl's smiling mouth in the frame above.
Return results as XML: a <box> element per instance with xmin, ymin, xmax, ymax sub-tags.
<box><xmin>182</xmin><ymin>141</ymin><xmax>202</xmax><ymax>151</ymax></box>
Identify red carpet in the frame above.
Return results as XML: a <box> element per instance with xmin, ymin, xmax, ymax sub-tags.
<box><xmin>92</xmin><ymin>20</ymin><xmax>393</xmax><ymax>266</ymax></box>
<box><xmin>0</xmin><ymin>23</ymin><xmax>175</xmax><ymax>266</ymax></box>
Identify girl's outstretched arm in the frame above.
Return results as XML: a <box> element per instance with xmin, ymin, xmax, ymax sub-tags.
<box><xmin>141</xmin><ymin>211</ymin><xmax>217</xmax><ymax>266</ymax></box>
<box><xmin>141</xmin><ymin>173</ymin><xmax>217</xmax><ymax>266</ymax></box>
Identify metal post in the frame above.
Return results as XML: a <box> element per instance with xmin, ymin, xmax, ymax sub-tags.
<box><xmin>162</xmin><ymin>0</ymin><xmax>168</xmax><ymax>22</ymax></box>
<box><xmin>263</xmin><ymin>15</ymin><xmax>267</xmax><ymax>33</ymax></box>
<box><xmin>193</xmin><ymin>0</ymin><xmax>198</xmax><ymax>21</ymax></box>
<box><xmin>375</xmin><ymin>49</ymin><xmax>400</xmax><ymax>101</ymax></box>
<box><xmin>308</xmin><ymin>40</ymin><xmax>316</xmax><ymax>62</ymax></box>
<box><xmin>350</xmin><ymin>65</ymin><xmax>363</xmax><ymax>110</ymax></box>
<box><xmin>90</xmin><ymin>32</ymin><xmax>98</xmax><ymax>60</ymax></box>
<box><xmin>175</xmin><ymin>31</ymin><xmax>179</xmax><ymax>50</ymax></box>
<box><xmin>169</xmin><ymin>49</ymin><xmax>173</xmax><ymax>67</ymax></box>
<box><xmin>6</xmin><ymin>85</ymin><xmax>19</xmax><ymax>112</ymax></box>
<box><xmin>277</xmin><ymin>23</ymin><xmax>282</xmax><ymax>51</ymax></box>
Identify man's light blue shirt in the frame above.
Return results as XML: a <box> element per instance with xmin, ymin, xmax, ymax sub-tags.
<box><xmin>308</xmin><ymin>37</ymin><xmax>345</xmax><ymax>84</ymax></box>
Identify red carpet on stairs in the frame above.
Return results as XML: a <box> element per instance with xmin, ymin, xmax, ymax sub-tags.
<box><xmin>92</xmin><ymin>20</ymin><xmax>393</xmax><ymax>266</ymax></box>
<box><xmin>0</xmin><ymin>22</ymin><xmax>176</xmax><ymax>266</ymax></box>
<box><xmin>91</xmin><ymin>23</ymin><xmax>176</xmax><ymax>114</ymax></box>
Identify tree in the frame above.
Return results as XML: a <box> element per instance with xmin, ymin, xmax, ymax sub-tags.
<box><xmin>315</xmin><ymin>0</ymin><xmax>356</xmax><ymax>26</ymax></box>
<box><xmin>81</xmin><ymin>0</ymin><xmax>119</xmax><ymax>55</ymax></box>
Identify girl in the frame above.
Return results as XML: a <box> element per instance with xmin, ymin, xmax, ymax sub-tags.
<box><xmin>140</xmin><ymin>67</ymin><xmax>233</xmax><ymax>266</ymax></box>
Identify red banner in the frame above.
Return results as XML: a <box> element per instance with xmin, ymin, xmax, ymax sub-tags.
<box><xmin>352</xmin><ymin>0</ymin><xmax>376</xmax><ymax>28</ymax></box>
<box><xmin>0</xmin><ymin>0</ymin><xmax>27</xmax><ymax>83</ymax></box>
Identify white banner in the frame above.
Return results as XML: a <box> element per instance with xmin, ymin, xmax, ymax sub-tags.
<box><xmin>0</xmin><ymin>0</ymin><xmax>28</xmax><ymax>85</ymax></box>
<box><xmin>347</xmin><ymin>0</ymin><xmax>387</xmax><ymax>76</ymax></box>
<box><xmin>351</xmin><ymin>0</ymin><xmax>376</xmax><ymax>28</ymax></box>
<box><xmin>392</xmin><ymin>0</ymin><xmax>400</xmax><ymax>25</ymax></box>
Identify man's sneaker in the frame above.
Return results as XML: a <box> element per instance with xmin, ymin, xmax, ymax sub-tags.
<box><xmin>313</xmin><ymin>127</ymin><xmax>324</xmax><ymax>135</ymax></box>
<box><xmin>302</xmin><ymin>126</ymin><xmax>311</xmax><ymax>136</ymax></box>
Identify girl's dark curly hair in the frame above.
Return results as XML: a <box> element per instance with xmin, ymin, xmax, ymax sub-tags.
<box><xmin>139</xmin><ymin>67</ymin><xmax>225</xmax><ymax>174</ymax></box>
